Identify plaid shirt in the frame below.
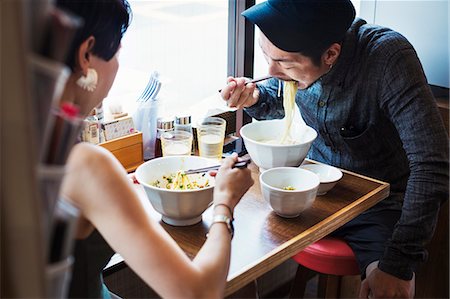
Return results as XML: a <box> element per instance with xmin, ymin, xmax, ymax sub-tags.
<box><xmin>245</xmin><ymin>18</ymin><xmax>449</xmax><ymax>280</ymax></box>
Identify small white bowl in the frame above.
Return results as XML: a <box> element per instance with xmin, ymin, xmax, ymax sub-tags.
<box><xmin>300</xmin><ymin>164</ymin><xmax>343</xmax><ymax>195</ymax></box>
<box><xmin>260</xmin><ymin>167</ymin><xmax>320</xmax><ymax>218</ymax></box>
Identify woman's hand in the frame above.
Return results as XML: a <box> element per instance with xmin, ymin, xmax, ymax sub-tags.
<box><xmin>211</xmin><ymin>154</ymin><xmax>254</xmax><ymax>212</ymax></box>
<box><xmin>220</xmin><ymin>76</ymin><xmax>260</xmax><ymax>109</ymax></box>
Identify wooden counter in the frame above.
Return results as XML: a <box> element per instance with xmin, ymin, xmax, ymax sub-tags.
<box><xmin>104</xmin><ymin>159</ymin><xmax>390</xmax><ymax>296</ymax></box>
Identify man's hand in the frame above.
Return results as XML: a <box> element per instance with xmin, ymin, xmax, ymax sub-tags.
<box><xmin>220</xmin><ymin>76</ymin><xmax>260</xmax><ymax>109</ymax></box>
<box><xmin>359</xmin><ymin>266</ymin><xmax>415</xmax><ymax>298</ymax></box>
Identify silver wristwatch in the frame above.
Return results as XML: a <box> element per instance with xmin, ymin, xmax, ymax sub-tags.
<box><xmin>210</xmin><ymin>214</ymin><xmax>234</xmax><ymax>239</ymax></box>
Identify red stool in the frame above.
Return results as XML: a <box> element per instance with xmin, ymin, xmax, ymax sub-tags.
<box><xmin>290</xmin><ymin>237</ymin><xmax>360</xmax><ymax>298</ymax></box>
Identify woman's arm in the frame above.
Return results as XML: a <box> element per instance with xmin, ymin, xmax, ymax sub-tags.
<box><xmin>61</xmin><ymin>143</ymin><xmax>253</xmax><ymax>298</ymax></box>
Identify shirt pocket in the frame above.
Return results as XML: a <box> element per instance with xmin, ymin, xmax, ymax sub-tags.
<box><xmin>340</xmin><ymin>123</ymin><xmax>386</xmax><ymax>160</ymax></box>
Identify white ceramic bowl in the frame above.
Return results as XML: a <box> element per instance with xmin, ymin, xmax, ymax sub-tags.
<box><xmin>260</xmin><ymin>167</ymin><xmax>320</xmax><ymax>218</ymax></box>
<box><xmin>135</xmin><ymin>156</ymin><xmax>217</xmax><ymax>226</ymax></box>
<box><xmin>300</xmin><ymin>164</ymin><xmax>343</xmax><ymax>195</ymax></box>
<box><xmin>240</xmin><ymin>119</ymin><xmax>317</xmax><ymax>171</ymax></box>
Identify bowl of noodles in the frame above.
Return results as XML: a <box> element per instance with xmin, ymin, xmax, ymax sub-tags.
<box><xmin>240</xmin><ymin>81</ymin><xmax>317</xmax><ymax>171</ymax></box>
<box><xmin>240</xmin><ymin>119</ymin><xmax>317</xmax><ymax>171</ymax></box>
<box><xmin>135</xmin><ymin>156</ymin><xmax>217</xmax><ymax>226</ymax></box>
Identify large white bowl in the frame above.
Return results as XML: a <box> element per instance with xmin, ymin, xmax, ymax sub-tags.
<box><xmin>240</xmin><ymin>119</ymin><xmax>317</xmax><ymax>171</ymax></box>
<box><xmin>135</xmin><ymin>156</ymin><xmax>217</xmax><ymax>226</ymax></box>
<box><xmin>300</xmin><ymin>164</ymin><xmax>343</xmax><ymax>195</ymax></box>
<box><xmin>260</xmin><ymin>167</ymin><xmax>320</xmax><ymax>218</ymax></box>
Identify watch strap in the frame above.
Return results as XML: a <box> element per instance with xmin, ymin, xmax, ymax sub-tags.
<box><xmin>209</xmin><ymin>214</ymin><xmax>234</xmax><ymax>239</ymax></box>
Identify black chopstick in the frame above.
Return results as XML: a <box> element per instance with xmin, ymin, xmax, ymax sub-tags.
<box><xmin>218</xmin><ymin>75</ymin><xmax>272</xmax><ymax>93</ymax></box>
<box><xmin>184</xmin><ymin>158</ymin><xmax>251</xmax><ymax>174</ymax></box>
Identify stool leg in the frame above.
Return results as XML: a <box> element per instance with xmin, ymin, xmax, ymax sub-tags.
<box><xmin>339</xmin><ymin>275</ymin><xmax>361</xmax><ymax>298</ymax></box>
<box><xmin>318</xmin><ymin>274</ymin><xmax>340</xmax><ymax>298</ymax></box>
<box><xmin>289</xmin><ymin>264</ymin><xmax>316</xmax><ymax>298</ymax></box>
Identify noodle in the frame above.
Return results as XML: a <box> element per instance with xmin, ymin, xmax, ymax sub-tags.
<box><xmin>277</xmin><ymin>79</ymin><xmax>282</xmax><ymax>97</ymax></box>
<box><xmin>151</xmin><ymin>171</ymin><xmax>212</xmax><ymax>190</ymax></box>
<box><xmin>259</xmin><ymin>80</ymin><xmax>299</xmax><ymax>145</ymax></box>
<box><xmin>283</xmin><ymin>186</ymin><xmax>296</xmax><ymax>190</ymax></box>
<box><xmin>279</xmin><ymin>81</ymin><xmax>298</xmax><ymax>144</ymax></box>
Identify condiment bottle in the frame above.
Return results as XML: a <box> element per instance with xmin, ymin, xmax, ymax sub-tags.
<box><xmin>154</xmin><ymin>117</ymin><xmax>174</xmax><ymax>158</ymax></box>
<box><xmin>174</xmin><ymin>115</ymin><xmax>192</xmax><ymax>134</ymax></box>
<box><xmin>82</xmin><ymin>110</ymin><xmax>100</xmax><ymax>144</ymax></box>
<box><xmin>175</xmin><ymin>115</ymin><xmax>194</xmax><ymax>154</ymax></box>
<box><xmin>95</xmin><ymin>103</ymin><xmax>105</xmax><ymax>143</ymax></box>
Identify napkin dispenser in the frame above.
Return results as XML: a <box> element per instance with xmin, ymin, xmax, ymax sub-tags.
<box><xmin>102</xmin><ymin>115</ymin><xmax>136</xmax><ymax>141</ymax></box>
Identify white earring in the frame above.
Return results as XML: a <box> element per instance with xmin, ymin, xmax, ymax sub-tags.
<box><xmin>76</xmin><ymin>68</ymin><xmax>98</xmax><ymax>92</ymax></box>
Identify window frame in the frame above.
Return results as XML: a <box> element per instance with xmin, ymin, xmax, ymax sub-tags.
<box><xmin>227</xmin><ymin>0</ymin><xmax>255</xmax><ymax>135</ymax></box>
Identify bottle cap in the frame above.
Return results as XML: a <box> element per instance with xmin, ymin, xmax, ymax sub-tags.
<box><xmin>175</xmin><ymin>115</ymin><xmax>192</xmax><ymax>125</ymax></box>
<box><xmin>157</xmin><ymin>118</ymin><xmax>174</xmax><ymax>130</ymax></box>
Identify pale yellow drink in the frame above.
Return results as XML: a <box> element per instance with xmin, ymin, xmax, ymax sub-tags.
<box><xmin>197</xmin><ymin>117</ymin><xmax>226</xmax><ymax>160</ymax></box>
<box><xmin>198</xmin><ymin>134</ymin><xmax>224</xmax><ymax>160</ymax></box>
<box><xmin>163</xmin><ymin>143</ymin><xmax>191</xmax><ymax>156</ymax></box>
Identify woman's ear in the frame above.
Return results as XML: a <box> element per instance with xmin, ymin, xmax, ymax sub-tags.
<box><xmin>76</xmin><ymin>36</ymin><xmax>96</xmax><ymax>75</ymax></box>
<box><xmin>323</xmin><ymin>43</ymin><xmax>341</xmax><ymax>67</ymax></box>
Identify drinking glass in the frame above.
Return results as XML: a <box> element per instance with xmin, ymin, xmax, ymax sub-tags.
<box><xmin>197</xmin><ymin>117</ymin><xmax>226</xmax><ymax>160</ymax></box>
<box><xmin>161</xmin><ymin>131</ymin><xmax>193</xmax><ymax>156</ymax></box>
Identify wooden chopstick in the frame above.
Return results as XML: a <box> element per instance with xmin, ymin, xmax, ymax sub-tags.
<box><xmin>184</xmin><ymin>158</ymin><xmax>251</xmax><ymax>175</ymax></box>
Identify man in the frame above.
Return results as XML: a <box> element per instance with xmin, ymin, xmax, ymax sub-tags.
<box><xmin>220</xmin><ymin>0</ymin><xmax>449</xmax><ymax>298</ymax></box>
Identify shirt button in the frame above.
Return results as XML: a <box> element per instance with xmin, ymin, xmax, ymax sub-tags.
<box><xmin>318</xmin><ymin>101</ymin><xmax>325</xmax><ymax>107</ymax></box>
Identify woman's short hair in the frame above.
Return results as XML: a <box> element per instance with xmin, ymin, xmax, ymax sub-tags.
<box><xmin>56</xmin><ymin>0</ymin><xmax>132</xmax><ymax>70</ymax></box>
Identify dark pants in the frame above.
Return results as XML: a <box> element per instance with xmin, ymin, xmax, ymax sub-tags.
<box><xmin>330</xmin><ymin>202</ymin><xmax>402</xmax><ymax>279</ymax></box>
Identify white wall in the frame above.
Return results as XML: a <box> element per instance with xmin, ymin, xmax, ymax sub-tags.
<box><xmin>359</xmin><ymin>0</ymin><xmax>449</xmax><ymax>88</ymax></box>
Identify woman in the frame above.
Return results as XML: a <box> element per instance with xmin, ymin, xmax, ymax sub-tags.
<box><xmin>56</xmin><ymin>0</ymin><xmax>254</xmax><ymax>298</ymax></box>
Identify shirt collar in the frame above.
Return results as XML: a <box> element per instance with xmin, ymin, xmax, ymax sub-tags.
<box><xmin>320</xmin><ymin>18</ymin><xmax>367</xmax><ymax>88</ymax></box>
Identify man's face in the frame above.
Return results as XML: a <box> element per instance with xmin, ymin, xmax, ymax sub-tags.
<box><xmin>259</xmin><ymin>33</ymin><xmax>329</xmax><ymax>90</ymax></box>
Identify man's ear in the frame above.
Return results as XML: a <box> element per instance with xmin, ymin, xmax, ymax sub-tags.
<box><xmin>76</xmin><ymin>36</ymin><xmax>96</xmax><ymax>75</ymax></box>
<box><xmin>323</xmin><ymin>43</ymin><xmax>341</xmax><ymax>67</ymax></box>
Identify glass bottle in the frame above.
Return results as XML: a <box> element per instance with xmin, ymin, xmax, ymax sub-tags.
<box><xmin>154</xmin><ymin>117</ymin><xmax>174</xmax><ymax>158</ymax></box>
<box><xmin>95</xmin><ymin>103</ymin><xmax>105</xmax><ymax>143</ymax></box>
<box><xmin>82</xmin><ymin>110</ymin><xmax>100</xmax><ymax>144</ymax></box>
<box><xmin>174</xmin><ymin>115</ymin><xmax>192</xmax><ymax>134</ymax></box>
<box><xmin>175</xmin><ymin>115</ymin><xmax>194</xmax><ymax>155</ymax></box>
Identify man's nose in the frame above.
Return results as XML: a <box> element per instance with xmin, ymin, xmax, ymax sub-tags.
<box><xmin>267</xmin><ymin>61</ymin><xmax>283</xmax><ymax>77</ymax></box>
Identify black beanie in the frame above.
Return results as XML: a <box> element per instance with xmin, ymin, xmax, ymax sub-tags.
<box><xmin>242</xmin><ymin>0</ymin><xmax>355</xmax><ymax>52</ymax></box>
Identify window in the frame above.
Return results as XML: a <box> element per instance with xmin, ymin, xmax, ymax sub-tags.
<box><xmin>104</xmin><ymin>1</ymin><xmax>230</xmax><ymax>121</ymax></box>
